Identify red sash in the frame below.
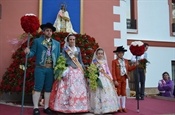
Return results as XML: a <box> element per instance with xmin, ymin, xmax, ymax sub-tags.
<box><xmin>92</xmin><ymin>59</ymin><xmax>112</xmax><ymax>82</ymax></box>
<box><xmin>64</xmin><ymin>46</ymin><xmax>84</xmax><ymax>72</ymax></box>
<box><xmin>93</xmin><ymin>59</ymin><xmax>117</xmax><ymax>90</ymax></box>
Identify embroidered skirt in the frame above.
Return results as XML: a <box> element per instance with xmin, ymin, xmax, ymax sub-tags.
<box><xmin>49</xmin><ymin>67</ymin><xmax>89</xmax><ymax>113</ymax></box>
<box><xmin>89</xmin><ymin>75</ymin><xmax>119</xmax><ymax>114</ymax></box>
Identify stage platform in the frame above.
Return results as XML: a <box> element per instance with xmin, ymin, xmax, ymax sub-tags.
<box><xmin>0</xmin><ymin>96</ymin><xmax>174</xmax><ymax>115</ymax></box>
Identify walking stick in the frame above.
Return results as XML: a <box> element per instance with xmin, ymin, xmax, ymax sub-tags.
<box><xmin>20</xmin><ymin>33</ymin><xmax>30</xmax><ymax>115</ymax></box>
<box><xmin>136</xmin><ymin>56</ymin><xmax>140</xmax><ymax>113</ymax></box>
<box><xmin>129</xmin><ymin>41</ymin><xmax>145</xmax><ymax>113</ymax></box>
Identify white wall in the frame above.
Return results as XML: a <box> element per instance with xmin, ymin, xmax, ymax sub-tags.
<box><xmin>128</xmin><ymin>0</ymin><xmax>175</xmax><ymax>41</ymax></box>
<box><xmin>126</xmin><ymin>0</ymin><xmax>175</xmax><ymax>87</ymax></box>
<box><xmin>113</xmin><ymin>0</ymin><xmax>127</xmax><ymax>49</ymax></box>
<box><xmin>145</xmin><ymin>47</ymin><xmax>175</xmax><ymax>87</ymax></box>
<box><xmin>113</xmin><ymin>0</ymin><xmax>175</xmax><ymax>87</ymax></box>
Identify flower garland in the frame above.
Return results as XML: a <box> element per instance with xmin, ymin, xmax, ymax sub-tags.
<box><xmin>20</xmin><ymin>13</ymin><xmax>40</xmax><ymax>33</ymax></box>
<box><xmin>54</xmin><ymin>55</ymin><xmax>67</xmax><ymax>80</ymax></box>
<box><xmin>129</xmin><ymin>41</ymin><xmax>145</xmax><ymax>56</ymax></box>
<box><xmin>0</xmin><ymin>32</ymin><xmax>99</xmax><ymax>93</ymax></box>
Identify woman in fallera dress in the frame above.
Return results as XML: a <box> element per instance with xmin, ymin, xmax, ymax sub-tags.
<box><xmin>89</xmin><ymin>48</ymin><xmax>119</xmax><ymax>114</ymax></box>
<box><xmin>49</xmin><ymin>34</ymin><xmax>89</xmax><ymax>113</ymax></box>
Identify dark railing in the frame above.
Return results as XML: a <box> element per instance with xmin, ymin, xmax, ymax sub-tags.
<box><xmin>172</xmin><ymin>23</ymin><xmax>175</xmax><ymax>32</ymax></box>
<box><xmin>127</xmin><ymin>19</ymin><xmax>137</xmax><ymax>29</ymax></box>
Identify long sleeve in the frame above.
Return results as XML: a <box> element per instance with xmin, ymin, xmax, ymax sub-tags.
<box><xmin>62</xmin><ymin>48</ymin><xmax>66</xmax><ymax>57</ymax></box>
<box><xmin>126</xmin><ymin>60</ymin><xmax>136</xmax><ymax>72</ymax></box>
<box><xmin>162</xmin><ymin>80</ymin><xmax>174</xmax><ymax>91</ymax></box>
<box><xmin>28</xmin><ymin>39</ymin><xmax>37</xmax><ymax>58</ymax></box>
<box><xmin>158</xmin><ymin>81</ymin><xmax>165</xmax><ymax>91</ymax></box>
<box><xmin>131</xmin><ymin>55</ymin><xmax>136</xmax><ymax>62</ymax></box>
<box><xmin>105</xmin><ymin>63</ymin><xmax>113</xmax><ymax>79</ymax></box>
<box><xmin>144</xmin><ymin>52</ymin><xmax>148</xmax><ymax>59</ymax></box>
<box><xmin>52</xmin><ymin>40</ymin><xmax>60</xmax><ymax>67</ymax></box>
<box><xmin>112</xmin><ymin>60</ymin><xmax>117</xmax><ymax>81</ymax></box>
<box><xmin>158</xmin><ymin>80</ymin><xmax>174</xmax><ymax>92</ymax></box>
<box><xmin>131</xmin><ymin>53</ymin><xmax>146</xmax><ymax>62</ymax></box>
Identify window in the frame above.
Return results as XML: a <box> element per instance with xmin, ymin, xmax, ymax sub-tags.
<box><xmin>170</xmin><ymin>0</ymin><xmax>175</xmax><ymax>36</ymax></box>
<box><xmin>172</xmin><ymin>2</ymin><xmax>175</xmax><ymax>34</ymax></box>
<box><xmin>126</xmin><ymin>0</ymin><xmax>137</xmax><ymax>33</ymax></box>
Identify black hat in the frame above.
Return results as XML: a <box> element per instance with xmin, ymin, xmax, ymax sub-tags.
<box><xmin>113</xmin><ymin>46</ymin><xmax>127</xmax><ymax>53</ymax></box>
<box><xmin>40</xmin><ymin>22</ymin><xmax>56</xmax><ymax>32</ymax></box>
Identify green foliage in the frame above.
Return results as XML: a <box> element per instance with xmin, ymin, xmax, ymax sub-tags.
<box><xmin>54</xmin><ymin>55</ymin><xmax>67</xmax><ymax>80</ymax></box>
<box><xmin>86</xmin><ymin>64</ymin><xmax>102</xmax><ymax>90</ymax></box>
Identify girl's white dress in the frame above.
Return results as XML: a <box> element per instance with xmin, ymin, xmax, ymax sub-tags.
<box><xmin>89</xmin><ymin>60</ymin><xmax>119</xmax><ymax>114</ymax></box>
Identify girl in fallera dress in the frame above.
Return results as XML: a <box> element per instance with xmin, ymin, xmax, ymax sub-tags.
<box><xmin>49</xmin><ymin>34</ymin><xmax>89</xmax><ymax>113</ymax></box>
<box><xmin>89</xmin><ymin>48</ymin><xmax>119</xmax><ymax>114</ymax></box>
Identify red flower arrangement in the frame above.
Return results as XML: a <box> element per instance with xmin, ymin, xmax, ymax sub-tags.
<box><xmin>20</xmin><ymin>13</ymin><xmax>40</xmax><ymax>33</ymax></box>
<box><xmin>129</xmin><ymin>41</ymin><xmax>145</xmax><ymax>56</ymax></box>
<box><xmin>0</xmin><ymin>32</ymin><xmax>99</xmax><ymax>93</ymax></box>
<box><xmin>129</xmin><ymin>41</ymin><xmax>150</xmax><ymax>69</ymax></box>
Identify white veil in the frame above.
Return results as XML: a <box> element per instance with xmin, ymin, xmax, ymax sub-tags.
<box><xmin>92</xmin><ymin>47</ymin><xmax>108</xmax><ymax>64</ymax></box>
<box><xmin>64</xmin><ymin>33</ymin><xmax>72</xmax><ymax>48</ymax></box>
<box><xmin>64</xmin><ymin>33</ymin><xmax>77</xmax><ymax>52</ymax></box>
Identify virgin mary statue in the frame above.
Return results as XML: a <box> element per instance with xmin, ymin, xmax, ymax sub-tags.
<box><xmin>53</xmin><ymin>4</ymin><xmax>77</xmax><ymax>34</ymax></box>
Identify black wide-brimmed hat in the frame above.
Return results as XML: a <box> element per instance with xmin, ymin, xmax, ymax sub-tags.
<box><xmin>40</xmin><ymin>22</ymin><xmax>56</xmax><ymax>32</ymax></box>
<box><xmin>113</xmin><ymin>46</ymin><xmax>127</xmax><ymax>53</ymax></box>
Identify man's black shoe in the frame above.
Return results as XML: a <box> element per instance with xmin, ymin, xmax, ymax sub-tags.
<box><xmin>43</xmin><ymin>108</ymin><xmax>53</xmax><ymax>114</ymax></box>
<box><xmin>136</xmin><ymin>97</ymin><xmax>140</xmax><ymax>100</ymax></box>
<box><xmin>33</xmin><ymin>108</ymin><xmax>40</xmax><ymax>115</ymax></box>
<box><xmin>136</xmin><ymin>97</ymin><xmax>144</xmax><ymax>100</ymax></box>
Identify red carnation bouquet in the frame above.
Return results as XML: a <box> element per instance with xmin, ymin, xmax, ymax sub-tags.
<box><xmin>20</xmin><ymin>13</ymin><xmax>40</xmax><ymax>33</ymax></box>
<box><xmin>20</xmin><ymin>14</ymin><xmax>40</xmax><ymax>102</ymax></box>
<box><xmin>130</xmin><ymin>41</ymin><xmax>149</xmax><ymax>69</ymax></box>
<box><xmin>129</xmin><ymin>41</ymin><xmax>145</xmax><ymax>56</ymax></box>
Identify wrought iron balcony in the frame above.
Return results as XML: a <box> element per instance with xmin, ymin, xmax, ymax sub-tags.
<box><xmin>127</xmin><ymin>19</ymin><xmax>137</xmax><ymax>29</ymax></box>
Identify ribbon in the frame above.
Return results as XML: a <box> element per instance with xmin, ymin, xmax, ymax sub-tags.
<box><xmin>64</xmin><ymin>46</ymin><xmax>84</xmax><ymax>72</ymax></box>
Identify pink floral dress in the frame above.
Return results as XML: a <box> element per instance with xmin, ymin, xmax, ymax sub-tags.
<box><xmin>49</xmin><ymin>67</ymin><xmax>89</xmax><ymax>113</ymax></box>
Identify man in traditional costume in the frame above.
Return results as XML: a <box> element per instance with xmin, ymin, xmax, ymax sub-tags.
<box><xmin>131</xmin><ymin>43</ymin><xmax>149</xmax><ymax>100</ymax></box>
<box><xmin>24</xmin><ymin>22</ymin><xmax>60</xmax><ymax>115</ymax></box>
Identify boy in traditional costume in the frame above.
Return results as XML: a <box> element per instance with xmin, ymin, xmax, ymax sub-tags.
<box><xmin>112</xmin><ymin>46</ymin><xmax>137</xmax><ymax>113</ymax></box>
